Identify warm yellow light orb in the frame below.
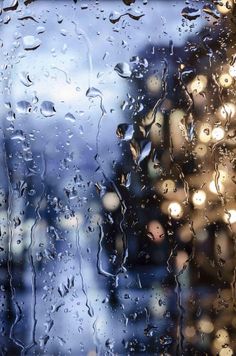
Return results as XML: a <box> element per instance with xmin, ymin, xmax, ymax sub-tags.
<box><xmin>219</xmin><ymin>73</ymin><xmax>233</xmax><ymax>88</ymax></box>
<box><xmin>212</xmin><ymin>127</ymin><xmax>225</xmax><ymax>141</ymax></box>
<box><xmin>219</xmin><ymin>347</ymin><xmax>233</xmax><ymax>356</ymax></box>
<box><xmin>216</xmin><ymin>0</ymin><xmax>233</xmax><ymax>14</ymax></box>
<box><xmin>102</xmin><ymin>192</ymin><xmax>120</xmax><ymax>211</ymax></box>
<box><xmin>189</xmin><ymin>75</ymin><xmax>207</xmax><ymax>94</ymax></box>
<box><xmin>197</xmin><ymin>318</ymin><xmax>214</xmax><ymax>334</ymax></box>
<box><xmin>224</xmin><ymin>209</ymin><xmax>236</xmax><ymax>224</ymax></box>
<box><xmin>192</xmin><ymin>190</ymin><xmax>206</xmax><ymax>207</ymax></box>
<box><xmin>198</xmin><ymin>123</ymin><xmax>212</xmax><ymax>143</ymax></box>
<box><xmin>214</xmin><ymin>329</ymin><xmax>230</xmax><ymax>350</ymax></box>
<box><xmin>184</xmin><ymin>326</ymin><xmax>196</xmax><ymax>338</ymax></box>
<box><xmin>147</xmin><ymin>220</ymin><xmax>165</xmax><ymax>243</ymax></box>
<box><xmin>162</xmin><ymin>179</ymin><xmax>176</xmax><ymax>194</ymax></box>
<box><xmin>209</xmin><ymin>180</ymin><xmax>224</xmax><ymax>194</ymax></box>
<box><xmin>194</xmin><ymin>143</ymin><xmax>207</xmax><ymax>157</ymax></box>
<box><xmin>219</xmin><ymin>102</ymin><xmax>236</xmax><ymax>120</ymax></box>
<box><xmin>146</xmin><ymin>75</ymin><xmax>161</xmax><ymax>94</ymax></box>
<box><xmin>168</xmin><ymin>202</ymin><xmax>183</xmax><ymax>219</ymax></box>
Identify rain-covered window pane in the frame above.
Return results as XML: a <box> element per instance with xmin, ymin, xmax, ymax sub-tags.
<box><xmin>1</xmin><ymin>0</ymin><xmax>236</xmax><ymax>355</ymax></box>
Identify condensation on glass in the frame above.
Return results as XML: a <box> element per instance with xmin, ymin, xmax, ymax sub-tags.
<box><xmin>0</xmin><ymin>0</ymin><xmax>236</xmax><ymax>355</ymax></box>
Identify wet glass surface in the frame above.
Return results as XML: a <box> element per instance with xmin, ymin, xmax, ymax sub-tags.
<box><xmin>1</xmin><ymin>0</ymin><xmax>236</xmax><ymax>355</ymax></box>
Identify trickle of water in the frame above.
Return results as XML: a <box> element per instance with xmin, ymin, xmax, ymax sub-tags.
<box><xmin>58</xmin><ymin>283</ymin><xmax>69</xmax><ymax>297</ymax></box>
<box><xmin>109</xmin><ymin>9</ymin><xmax>144</xmax><ymax>24</ymax></box>
<box><xmin>39</xmin><ymin>335</ymin><xmax>49</xmax><ymax>348</ymax></box>
<box><xmin>22</xmin><ymin>35</ymin><xmax>41</xmax><ymax>50</ymax></box>
<box><xmin>114</xmin><ymin>62</ymin><xmax>132</xmax><ymax>78</ymax></box>
<box><xmin>202</xmin><ymin>4</ymin><xmax>220</xmax><ymax>19</ymax></box>
<box><xmin>2</xmin><ymin>0</ymin><xmax>18</xmax><ymax>11</ymax></box>
<box><xmin>86</xmin><ymin>86</ymin><xmax>102</xmax><ymax>98</ymax></box>
<box><xmin>40</xmin><ymin>101</ymin><xmax>56</xmax><ymax>117</ymax></box>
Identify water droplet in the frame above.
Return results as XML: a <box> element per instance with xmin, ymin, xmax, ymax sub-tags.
<box><xmin>22</xmin><ymin>35</ymin><xmax>41</xmax><ymax>50</ymax></box>
<box><xmin>19</xmin><ymin>71</ymin><xmax>33</xmax><ymax>87</ymax></box>
<box><xmin>37</xmin><ymin>26</ymin><xmax>45</xmax><ymax>34</ymax></box>
<box><xmin>64</xmin><ymin>112</ymin><xmax>76</xmax><ymax>122</ymax></box>
<box><xmin>109</xmin><ymin>9</ymin><xmax>144</xmax><ymax>23</ymax></box>
<box><xmin>86</xmin><ymin>87</ymin><xmax>102</xmax><ymax>98</ymax></box>
<box><xmin>6</xmin><ymin>111</ymin><xmax>15</xmax><ymax>121</ymax></box>
<box><xmin>109</xmin><ymin>11</ymin><xmax>122</xmax><ymax>24</ymax></box>
<box><xmin>203</xmin><ymin>4</ymin><xmax>220</xmax><ymax>19</ymax></box>
<box><xmin>58</xmin><ymin>283</ymin><xmax>69</xmax><ymax>297</ymax></box>
<box><xmin>16</xmin><ymin>101</ymin><xmax>32</xmax><ymax>114</ymax></box>
<box><xmin>114</xmin><ymin>62</ymin><xmax>132</xmax><ymax>78</ymax></box>
<box><xmin>11</xmin><ymin>130</ymin><xmax>25</xmax><ymax>141</ymax></box>
<box><xmin>39</xmin><ymin>335</ymin><xmax>49</xmax><ymax>348</ymax></box>
<box><xmin>138</xmin><ymin>141</ymin><xmax>152</xmax><ymax>164</ymax></box>
<box><xmin>2</xmin><ymin>0</ymin><xmax>18</xmax><ymax>11</ymax></box>
<box><xmin>116</xmin><ymin>123</ymin><xmax>134</xmax><ymax>141</ymax></box>
<box><xmin>159</xmin><ymin>335</ymin><xmax>173</xmax><ymax>345</ymax></box>
<box><xmin>40</xmin><ymin>101</ymin><xmax>56</xmax><ymax>117</ymax></box>
<box><xmin>181</xmin><ymin>7</ymin><xmax>200</xmax><ymax>20</ymax></box>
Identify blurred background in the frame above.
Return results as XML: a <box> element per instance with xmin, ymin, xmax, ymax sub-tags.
<box><xmin>0</xmin><ymin>0</ymin><xmax>236</xmax><ymax>355</ymax></box>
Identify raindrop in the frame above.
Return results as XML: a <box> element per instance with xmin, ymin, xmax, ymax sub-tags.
<box><xmin>109</xmin><ymin>11</ymin><xmax>122</xmax><ymax>24</ymax></box>
<box><xmin>22</xmin><ymin>35</ymin><xmax>41</xmax><ymax>50</ymax></box>
<box><xmin>122</xmin><ymin>0</ymin><xmax>135</xmax><ymax>5</ymax></box>
<box><xmin>58</xmin><ymin>283</ymin><xmax>69</xmax><ymax>297</ymax></box>
<box><xmin>11</xmin><ymin>130</ymin><xmax>25</xmax><ymax>141</ymax></box>
<box><xmin>6</xmin><ymin>111</ymin><xmax>15</xmax><ymax>121</ymax></box>
<box><xmin>64</xmin><ymin>112</ymin><xmax>76</xmax><ymax>122</ymax></box>
<box><xmin>2</xmin><ymin>0</ymin><xmax>18</xmax><ymax>11</ymax></box>
<box><xmin>19</xmin><ymin>71</ymin><xmax>33</xmax><ymax>87</ymax></box>
<box><xmin>109</xmin><ymin>9</ymin><xmax>144</xmax><ymax>24</ymax></box>
<box><xmin>81</xmin><ymin>3</ymin><xmax>88</xmax><ymax>10</ymax></box>
<box><xmin>203</xmin><ymin>4</ymin><xmax>220</xmax><ymax>19</ymax></box>
<box><xmin>181</xmin><ymin>7</ymin><xmax>201</xmax><ymax>20</ymax></box>
<box><xmin>16</xmin><ymin>101</ymin><xmax>32</xmax><ymax>114</ymax></box>
<box><xmin>116</xmin><ymin>123</ymin><xmax>134</xmax><ymax>141</ymax></box>
<box><xmin>39</xmin><ymin>335</ymin><xmax>49</xmax><ymax>348</ymax></box>
<box><xmin>138</xmin><ymin>141</ymin><xmax>152</xmax><ymax>164</ymax></box>
<box><xmin>86</xmin><ymin>87</ymin><xmax>102</xmax><ymax>98</ymax></box>
<box><xmin>40</xmin><ymin>101</ymin><xmax>56</xmax><ymax>117</ymax></box>
<box><xmin>114</xmin><ymin>62</ymin><xmax>132</xmax><ymax>78</ymax></box>
<box><xmin>159</xmin><ymin>335</ymin><xmax>173</xmax><ymax>345</ymax></box>
<box><xmin>37</xmin><ymin>26</ymin><xmax>45</xmax><ymax>34</ymax></box>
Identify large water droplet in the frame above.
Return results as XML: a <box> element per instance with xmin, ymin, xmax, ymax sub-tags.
<box><xmin>109</xmin><ymin>11</ymin><xmax>122</xmax><ymax>24</ymax></box>
<box><xmin>19</xmin><ymin>71</ymin><xmax>33</xmax><ymax>87</ymax></box>
<box><xmin>22</xmin><ymin>35</ymin><xmax>41</xmax><ymax>50</ymax></box>
<box><xmin>40</xmin><ymin>101</ymin><xmax>56</xmax><ymax>117</ymax></box>
<box><xmin>3</xmin><ymin>0</ymin><xmax>18</xmax><ymax>11</ymax></box>
<box><xmin>16</xmin><ymin>100</ymin><xmax>32</xmax><ymax>113</ymax></box>
<box><xmin>116</xmin><ymin>123</ymin><xmax>134</xmax><ymax>141</ymax></box>
<box><xmin>114</xmin><ymin>62</ymin><xmax>132</xmax><ymax>78</ymax></box>
<box><xmin>181</xmin><ymin>7</ymin><xmax>200</xmax><ymax>20</ymax></box>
